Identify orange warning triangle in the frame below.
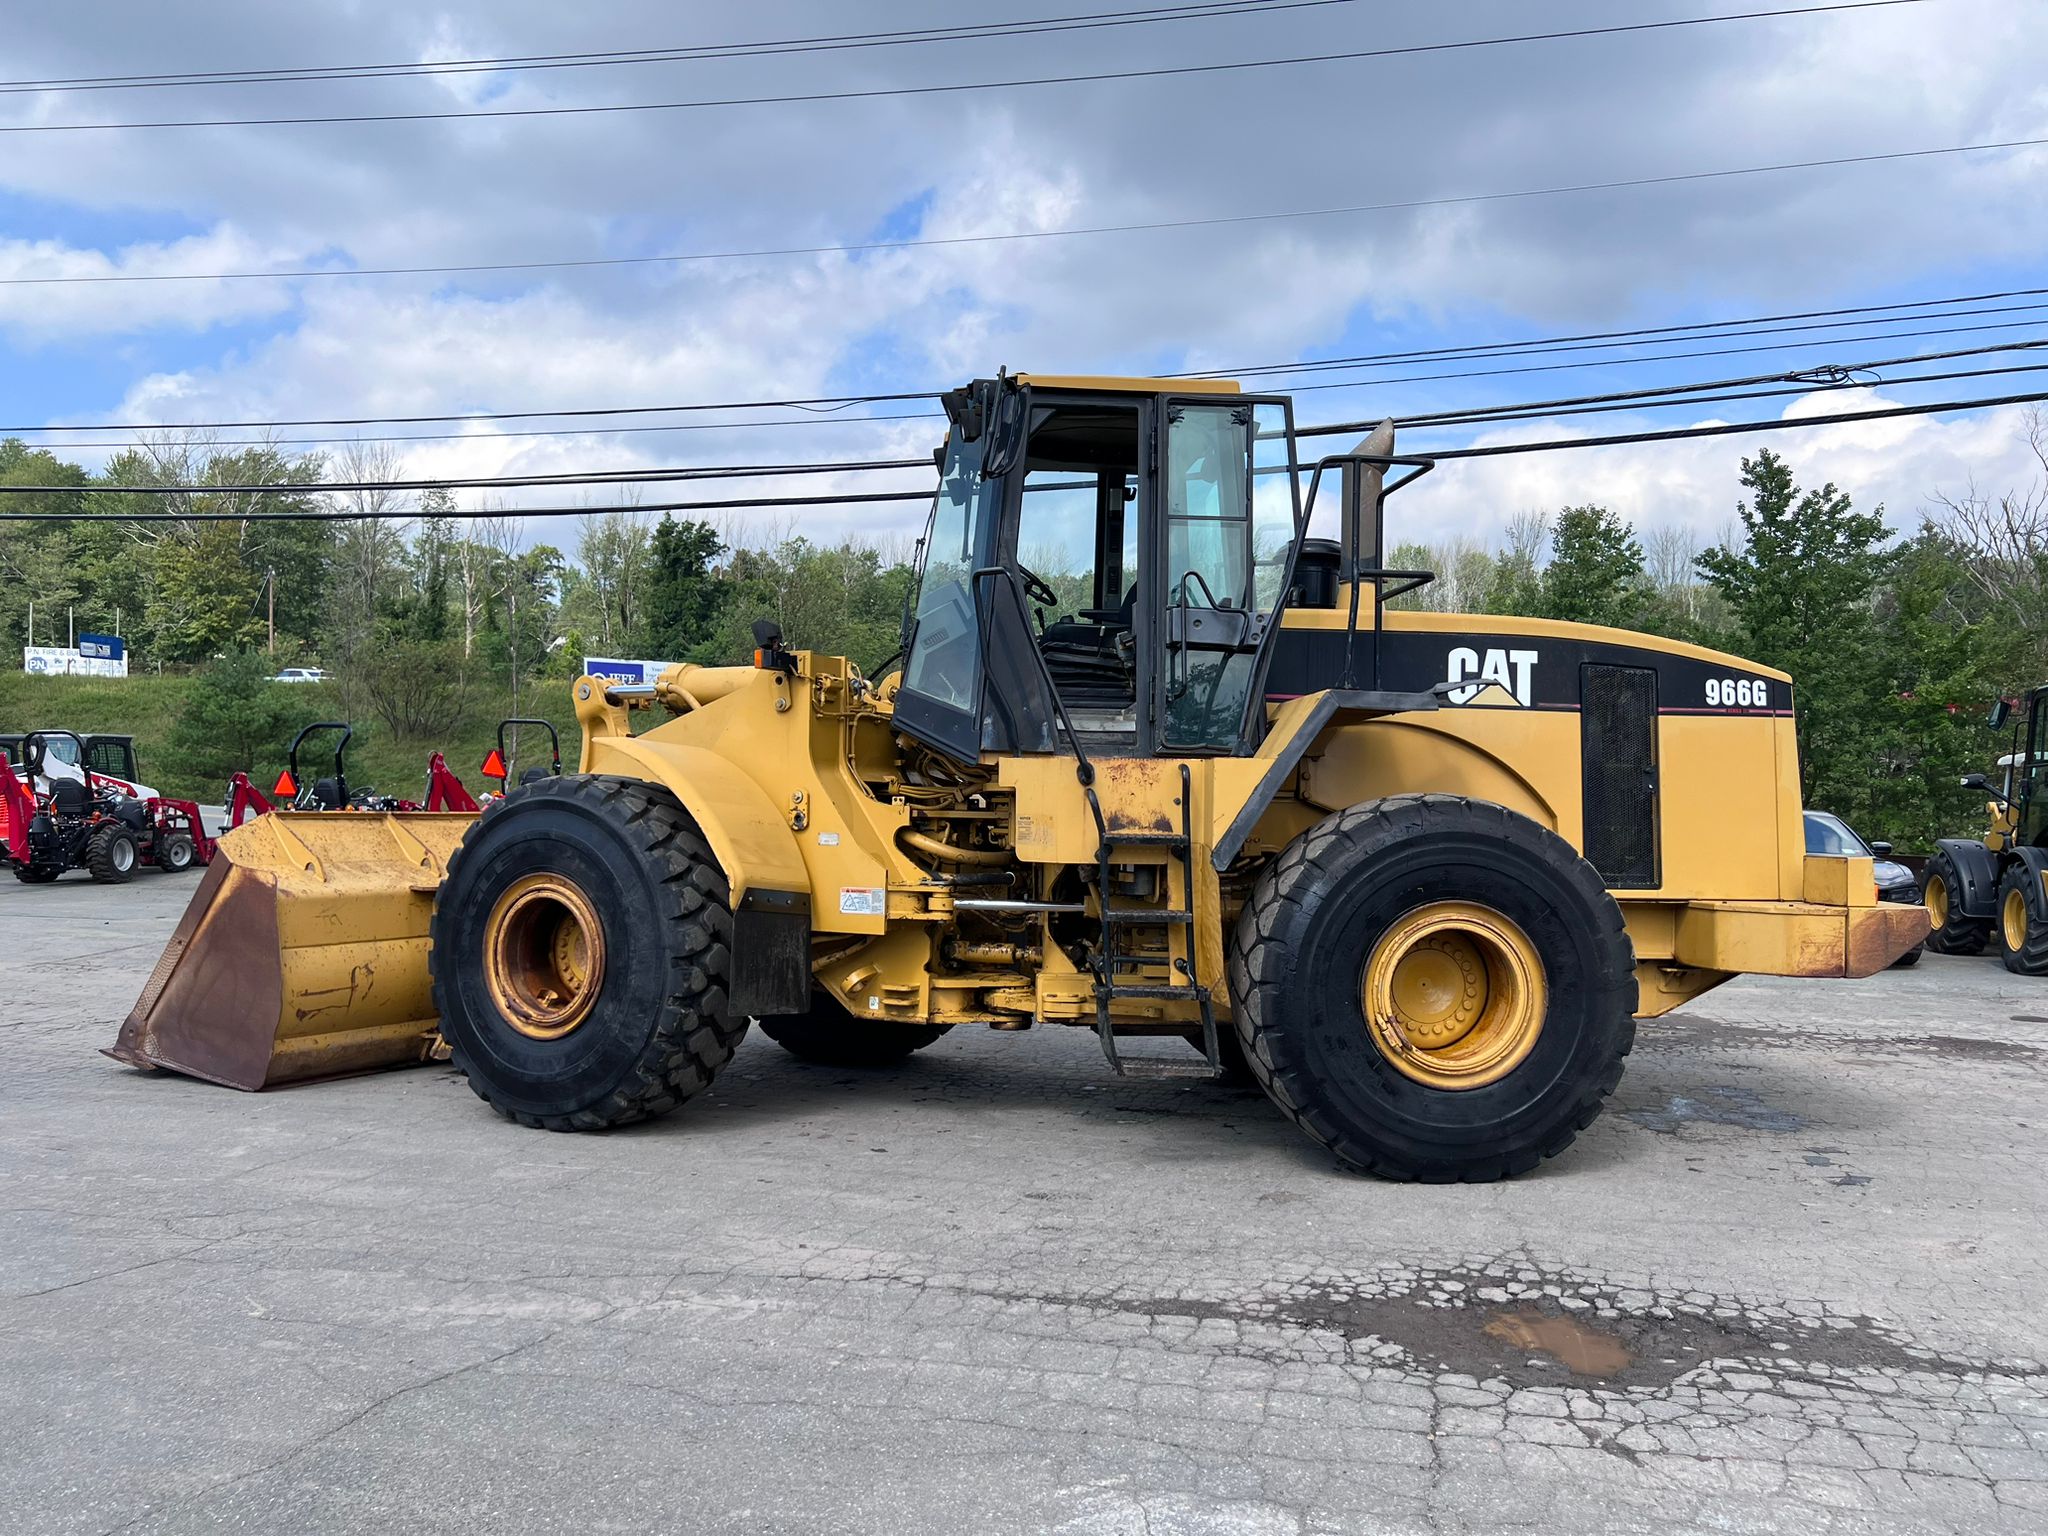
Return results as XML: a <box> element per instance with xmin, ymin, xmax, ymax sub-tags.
<box><xmin>271</xmin><ymin>769</ymin><xmax>297</xmax><ymax>798</ymax></box>
<box><xmin>481</xmin><ymin>748</ymin><xmax>507</xmax><ymax>780</ymax></box>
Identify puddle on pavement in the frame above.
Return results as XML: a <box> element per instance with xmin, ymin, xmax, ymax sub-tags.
<box><xmin>1001</xmin><ymin>1260</ymin><xmax>2034</xmax><ymax>1393</ymax></box>
<box><xmin>1482</xmin><ymin>1309</ymin><xmax>1633</xmax><ymax>1376</ymax></box>
<box><xmin>1622</xmin><ymin>1083</ymin><xmax>1808</xmax><ymax>1134</ymax></box>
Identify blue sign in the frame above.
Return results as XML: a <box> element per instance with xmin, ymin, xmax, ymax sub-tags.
<box><xmin>583</xmin><ymin>657</ymin><xmax>669</xmax><ymax>686</ymax></box>
<box><xmin>77</xmin><ymin>633</ymin><xmax>125</xmax><ymax>660</ymax></box>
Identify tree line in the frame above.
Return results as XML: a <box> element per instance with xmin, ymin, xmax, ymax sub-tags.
<box><xmin>4</xmin><ymin>419</ymin><xmax>2045</xmax><ymax>847</ymax></box>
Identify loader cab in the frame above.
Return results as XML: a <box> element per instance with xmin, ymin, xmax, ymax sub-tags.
<box><xmin>2009</xmin><ymin>687</ymin><xmax>2048</xmax><ymax>849</ymax></box>
<box><xmin>895</xmin><ymin>374</ymin><xmax>1303</xmax><ymax>763</ymax></box>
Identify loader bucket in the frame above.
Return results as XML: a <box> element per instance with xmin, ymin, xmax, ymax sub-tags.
<box><xmin>105</xmin><ymin>811</ymin><xmax>474</xmax><ymax>1090</ymax></box>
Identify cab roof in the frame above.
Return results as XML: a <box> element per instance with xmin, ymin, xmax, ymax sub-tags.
<box><xmin>1012</xmin><ymin>373</ymin><xmax>1242</xmax><ymax>396</ymax></box>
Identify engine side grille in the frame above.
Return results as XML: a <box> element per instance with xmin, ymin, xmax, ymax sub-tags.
<box><xmin>1580</xmin><ymin>663</ymin><xmax>1660</xmax><ymax>888</ymax></box>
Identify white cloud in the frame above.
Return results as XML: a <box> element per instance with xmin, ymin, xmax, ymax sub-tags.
<box><xmin>0</xmin><ymin>226</ymin><xmax>312</xmax><ymax>338</ymax></box>
<box><xmin>1386</xmin><ymin>391</ymin><xmax>2048</xmax><ymax>551</ymax></box>
<box><xmin>1</xmin><ymin>0</ymin><xmax>2042</xmax><ymax>558</ymax></box>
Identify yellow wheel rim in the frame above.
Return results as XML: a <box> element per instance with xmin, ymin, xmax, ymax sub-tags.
<box><xmin>2004</xmin><ymin>885</ymin><xmax>2029</xmax><ymax>953</ymax></box>
<box><xmin>1361</xmin><ymin>901</ymin><xmax>1547</xmax><ymax>1091</ymax></box>
<box><xmin>484</xmin><ymin>873</ymin><xmax>607</xmax><ymax>1040</ymax></box>
<box><xmin>1925</xmin><ymin>874</ymin><xmax>1948</xmax><ymax>930</ymax></box>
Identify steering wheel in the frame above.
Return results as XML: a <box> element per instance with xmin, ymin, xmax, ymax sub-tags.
<box><xmin>1016</xmin><ymin>563</ymin><xmax>1060</xmax><ymax>613</ymax></box>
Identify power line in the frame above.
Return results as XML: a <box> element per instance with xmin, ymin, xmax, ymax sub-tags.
<box><xmin>0</xmin><ymin>2</ymin><xmax>1930</xmax><ymax>133</ymax></box>
<box><xmin>14</xmin><ymin>410</ymin><xmax>946</xmax><ymax>452</ymax></box>
<box><xmin>0</xmin><ymin>488</ymin><xmax>939</xmax><ymax>523</ymax></box>
<box><xmin>1391</xmin><ymin>359</ymin><xmax>2048</xmax><ymax>432</ymax></box>
<box><xmin>1391</xmin><ymin>348</ymin><xmax>2048</xmax><ymax>423</ymax></box>
<box><xmin>1187</xmin><ymin>284</ymin><xmax>2048</xmax><ymax>378</ymax></box>
<box><xmin>1380</xmin><ymin>388</ymin><xmax>2048</xmax><ymax>460</ymax></box>
<box><xmin>8</xmin><ymin>283</ymin><xmax>2041</xmax><ymax>444</ymax></box>
<box><xmin>1203</xmin><ymin>297</ymin><xmax>2048</xmax><ymax>378</ymax></box>
<box><xmin>1280</xmin><ymin>317</ymin><xmax>2048</xmax><ymax>393</ymax></box>
<box><xmin>1</xmin><ymin>387</ymin><xmax>2040</xmax><ymax>521</ymax></box>
<box><xmin>0</xmin><ymin>392</ymin><xmax>929</xmax><ymax>435</ymax></box>
<box><xmin>0</xmin><ymin>456</ymin><xmax>931</xmax><ymax>498</ymax></box>
<box><xmin>0</xmin><ymin>1</ymin><xmax>1319</xmax><ymax>94</ymax></box>
<box><xmin>14</xmin><ymin>130</ymin><xmax>2029</xmax><ymax>291</ymax></box>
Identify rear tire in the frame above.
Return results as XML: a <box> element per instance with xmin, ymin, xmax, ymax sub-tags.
<box><xmin>760</xmin><ymin>998</ymin><xmax>951</xmax><ymax>1066</ymax></box>
<box><xmin>430</xmin><ymin>774</ymin><xmax>748</xmax><ymax>1130</ymax></box>
<box><xmin>1921</xmin><ymin>847</ymin><xmax>1990</xmax><ymax>955</ymax></box>
<box><xmin>1995</xmin><ymin>864</ymin><xmax>2048</xmax><ymax>976</ymax></box>
<box><xmin>86</xmin><ymin>826</ymin><xmax>137</xmax><ymax>884</ymax></box>
<box><xmin>1229</xmin><ymin>794</ymin><xmax>1636</xmax><ymax>1182</ymax></box>
<box><xmin>1889</xmin><ymin>943</ymin><xmax>1924</xmax><ymax>968</ymax></box>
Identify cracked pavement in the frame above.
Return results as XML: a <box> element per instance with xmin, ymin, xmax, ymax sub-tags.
<box><xmin>2</xmin><ymin>875</ymin><xmax>2045</xmax><ymax>1534</ymax></box>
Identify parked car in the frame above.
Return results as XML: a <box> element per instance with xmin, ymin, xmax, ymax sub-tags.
<box><xmin>1804</xmin><ymin>810</ymin><xmax>1923</xmax><ymax>967</ymax></box>
<box><xmin>269</xmin><ymin>667</ymin><xmax>328</xmax><ymax>684</ymax></box>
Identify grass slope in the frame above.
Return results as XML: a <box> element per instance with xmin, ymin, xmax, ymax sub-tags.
<box><xmin>0</xmin><ymin>673</ymin><xmax>584</xmax><ymax>804</ymax></box>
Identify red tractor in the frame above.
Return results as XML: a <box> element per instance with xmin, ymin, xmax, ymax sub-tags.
<box><xmin>0</xmin><ymin>730</ymin><xmax>214</xmax><ymax>883</ymax></box>
<box><xmin>225</xmin><ymin>721</ymin><xmax>479</xmax><ymax>830</ymax></box>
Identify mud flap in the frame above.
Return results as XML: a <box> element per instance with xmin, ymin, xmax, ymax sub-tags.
<box><xmin>105</xmin><ymin>812</ymin><xmax>473</xmax><ymax>1090</ymax></box>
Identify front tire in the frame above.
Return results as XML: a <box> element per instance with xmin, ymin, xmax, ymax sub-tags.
<box><xmin>1995</xmin><ymin>864</ymin><xmax>2048</xmax><ymax>976</ymax></box>
<box><xmin>157</xmin><ymin>832</ymin><xmax>196</xmax><ymax>873</ymax></box>
<box><xmin>1229</xmin><ymin>794</ymin><xmax>1636</xmax><ymax>1182</ymax></box>
<box><xmin>87</xmin><ymin>826</ymin><xmax>137</xmax><ymax>884</ymax></box>
<box><xmin>429</xmin><ymin>775</ymin><xmax>748</xmax><ymax>1130</ymax></box>
<box><xmin>1922</xmin><ymin>847</ymin><xmax>1990</xmax><ymax>956</ymax></box>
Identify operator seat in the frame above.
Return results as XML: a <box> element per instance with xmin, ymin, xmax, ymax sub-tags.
<box><xmin>1037</xmin><ymin>585</ymin><xmax>1137</xmax><ymax>705</ymax></box>
<box><xmin>48</xmin><ymin>778</ymin><xmax>90</xmax><ymax>816</ymax></box>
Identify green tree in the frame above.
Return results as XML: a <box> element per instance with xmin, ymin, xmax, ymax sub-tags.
<box><xmin>642</xmin><ymin>516</ymin><xmax>728</xmax><ymax>659</ymax></box>
<box><xmin>1697</xmin><ymin>449</ymin><xmax>1892</xmax><ymax>815</ymax></box>
<box><xmin>0</xmin><ymin>439</ymin><xmax>88</xmax><ymax>647</ymax></box>
<box><xmin>166</xmin><ymin>651</ymin><xmax>327</xmax><ymax>782</ymax></box>
<box><xmin>1541</xmin><ymin>504</ymin><xmax>1651</xmax><ymax>628</ymax></box>
<box><xmin>1481</xmin><ymin>511</ymin><xmax>1548</xmax><ymax>615</ymax></box>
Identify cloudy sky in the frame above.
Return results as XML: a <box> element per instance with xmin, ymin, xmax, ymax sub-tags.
<box><xmin>1</xmin><ymin>0</ymin><xmax>2044</xmax><ymax>554</ymax></box>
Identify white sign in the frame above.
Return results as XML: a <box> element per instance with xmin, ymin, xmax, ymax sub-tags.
<box><xmin>583</xmin><ymin>656</ymin><xmax>672</xmax><ymax>686</ymax></box>
<box><xmin>23</xmin><ymin>646</ymin><xmax>127</xmax><ymax>678</ymax></box>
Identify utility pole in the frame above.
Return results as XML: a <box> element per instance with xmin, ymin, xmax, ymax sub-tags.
<box><xmin>67</xmin><ymin>606</ymin><xmax>74</xmax><ymax>648</ymax></box>
<box><xmin>267</xmin><ymin>567</ymin><xmax>276</xmax><ymax>655</ymax></box>
<box><xmin>26</xmin><ymin>599</ymin><xmax>33</xmax><ymax>648</ymax></box>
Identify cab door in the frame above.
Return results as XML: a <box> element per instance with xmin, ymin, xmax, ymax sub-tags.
<box><xmin>1154</xmin><ymin>396</ymin><xmax>1300</xmax><ymax>754</ymax></box>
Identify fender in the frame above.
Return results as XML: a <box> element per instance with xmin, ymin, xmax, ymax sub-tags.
<box><xmin>1930</xmin><ymin>836</ymin><xmax>2000</xmax><ymax>919</ymax></box>
<box><xmin>583</xmin><ymin>735</ymin><xmax>812</xmax><ymax>1015</ymax></box>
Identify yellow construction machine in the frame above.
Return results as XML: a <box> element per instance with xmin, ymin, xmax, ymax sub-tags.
<box><xmin>1922</xmin><ymin>687</ymin><xmax>2048</xmax><ymax>972</ymax></box>
<box><xmin>109</xmin><ymin>373</ymin><xmax>1926</xmax><ymax>1179</ymax></box>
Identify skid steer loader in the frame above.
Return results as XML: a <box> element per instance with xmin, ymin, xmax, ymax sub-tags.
<box><xmin>108</xmin><ymin>373</ymin><xmax>1925</xmax><ymax>1179</ymax></box>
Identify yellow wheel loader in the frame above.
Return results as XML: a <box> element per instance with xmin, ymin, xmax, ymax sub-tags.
<box><xmin>1923</xmin><ymin>688</ymin><xmax>2048</xmax><ymax>973</ymax></box>
<box><xmin>108</xmin><ymin>373</ymin><xmax>1926</xmax><ymax>1180</ymax></box>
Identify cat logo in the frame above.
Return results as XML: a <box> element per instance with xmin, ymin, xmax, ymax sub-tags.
<box><xmin>1446</xmin><ymin>646</ymin><xmax>1538</xmax><ymax>706</ymax></box>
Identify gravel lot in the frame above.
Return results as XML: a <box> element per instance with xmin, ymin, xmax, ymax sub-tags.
<box><xmin>3</xmin><ymin>870</ymin><xmax>2045</xmax><ymax>1534</ymax></box>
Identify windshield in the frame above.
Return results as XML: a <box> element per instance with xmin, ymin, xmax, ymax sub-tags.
<box><xmin>900</xmin><ymin>427</ymin><xmax>998</xmax><ymax>715</ymax></box>
<box><xmin>1803</xmin><ymin>812</ymin><xmax>1869</xmax><ymax>857</ymax></box>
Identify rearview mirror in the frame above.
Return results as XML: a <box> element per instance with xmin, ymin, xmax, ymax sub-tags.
<box><xmin>1869</xmin><ymin>840</ymin><xmax>1893</xmax><ymax>859</ymax></box>
<box><xmin>1990</xmin><ymin>699</ymin><xmax>2011</xmax><ymax>730</ymax></box>
<box><xmin>1960</xmin><ymin>773</ymin><xmax>1991</xmax><ymax>791</ymax></box>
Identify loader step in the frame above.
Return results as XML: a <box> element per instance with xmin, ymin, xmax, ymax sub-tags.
<box><xmin>1098</xmin><ymin>831</ymin><xmax>1191</xmax><ymax>848</ymax></box>
<box><xmin>1110</xmin><ymin>1054</ymin><xmax>1226</xmax><ymax>1082</ymax></box>
<box><xmin>1099</xmin><ymin>908</ymin><xmax>1194</xmax><ymax>925</ymax></box>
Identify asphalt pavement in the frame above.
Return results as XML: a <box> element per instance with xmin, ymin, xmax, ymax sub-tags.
<box><xmin>2</xmin><ymin>870</ymin><xmax>2044</xmax><ymax>1534</ymax></box>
